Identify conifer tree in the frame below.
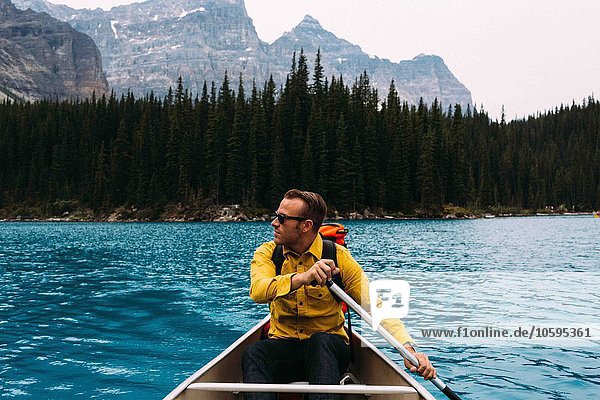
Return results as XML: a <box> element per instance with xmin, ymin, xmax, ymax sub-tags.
<box><xmin>418</xmin><ymin>128</ymin><xmax>441</xmax><ymax>213</ymax></box>
<box><xmin>131</xmin><ymin>105</ymin><xmax>153</xmax><ymax>206</ymax></box>
<box><xmin>258</xmin><ymin>76</ymin><xmax>277</xmax><ymax>205</ymax></box>
<box><xmin>192</xmin><ymin>82</ymin><xmax>210</xmax><ymax>194</ymax></box>
<box><xmin>301</xmin><ymin>122</ymin><xmax>316</xmax><ymax>191</ymax></box>
<box><xmin>225</xmin><ymin>74</ymin><xmax>247</xmax><ymax>203</ymax></box>
<box><xmin>270</xmin><ymin>128</ymin><xmax>284</xmax><ymax>207</ymax></box>
<box><xmin>111</xmin><ymin>122</ymin><xmax>131</xmax><ymax>205</ymax></box>
<box><xmin>312</xmin><ymin>48</ymin><xmax>324</xmax><ymax>99</ymax></box>
<box><xmin>331</xmin><ymin>113</ymin><xmax>353</xmax><ymax>211</ymax></box>
<box><xmin>448</xmin><ymin>104</ymin><xmax>468</xmax><ymax>205</ymax></box>
<box><xmin>93</xmin><ymin>141</ymin><xmax>110</xmax><ymax>208</ymax></box>
<box><xmin>245</xmin><ymin>81</ymin><xmax>263</xmax><ymax>207</ymax></box>
<box><xmin>383</xmin><ymin>80</ymin><xmax>408</xmax><ymax>210</ymax></box>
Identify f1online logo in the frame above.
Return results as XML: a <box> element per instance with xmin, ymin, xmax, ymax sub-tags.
<box><xmin>370</xmin><ymin>280</ymin><xmax>411</xmax><ymax>330</ymax></box>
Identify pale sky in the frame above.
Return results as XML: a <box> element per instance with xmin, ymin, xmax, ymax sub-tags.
<box><xmin>47</xmin><ymin>0</ymin><xmax>600</xmax><ymax>121</ymax></box>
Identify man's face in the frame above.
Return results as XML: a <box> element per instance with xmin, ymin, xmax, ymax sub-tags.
<box><xmin>271</xmin><ymin>197</ymin><xmax>307</xmax><ymax>246</ymax></box>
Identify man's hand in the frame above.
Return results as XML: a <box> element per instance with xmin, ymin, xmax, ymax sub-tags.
<box><xmin>403</xmin><ymin>346</ymin><xmax>436</xmax><ymax>380</ymax></box>
<box><xmin>292</xmin><ymin>259</ymin><xmax>339</xmax><ymax>289</ymax></box>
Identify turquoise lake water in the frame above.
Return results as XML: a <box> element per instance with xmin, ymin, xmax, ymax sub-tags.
<box><xmin>1</xmin><ymin>217</ymin><xmax>599</xmax><ymax>399</ymax></box>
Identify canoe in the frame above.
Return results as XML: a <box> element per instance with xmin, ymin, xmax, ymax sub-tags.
<box><xmin>164</xmin><ymin>315</ymin><xmax>436</xmax><ymax>400</ymax></box>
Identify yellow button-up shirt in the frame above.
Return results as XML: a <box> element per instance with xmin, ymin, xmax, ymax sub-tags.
<box><xmin>250</xmin><ymin>234</ymin><xmax>414</xmax><ymax>345</ymax></box>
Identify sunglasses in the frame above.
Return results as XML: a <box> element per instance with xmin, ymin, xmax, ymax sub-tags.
<box><xmin>274</xmin><ymin>211</ymin><xmax>309</xmax><ymax>224</ymax></box>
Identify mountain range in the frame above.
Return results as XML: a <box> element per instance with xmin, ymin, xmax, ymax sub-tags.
<box><xmin>0</xmin><ymin>0</ymin><xmax>108</xmax><ymax>101</ymax></box>
<box><xmin>10</xmin><ymin>0</ymin><xmax>472</xmax><ymax>107</ymax></box>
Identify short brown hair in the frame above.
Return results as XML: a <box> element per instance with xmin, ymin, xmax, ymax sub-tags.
<box><xmin>284</xmin><ymin>189</ymin><xmax>327</xmax><ymax>230</ymax></box>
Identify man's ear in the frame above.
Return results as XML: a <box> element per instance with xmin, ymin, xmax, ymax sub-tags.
<box><xmin>303</xmin><ymin>219</ymin><xmax>314</xmax><ymax>233</ymax></box>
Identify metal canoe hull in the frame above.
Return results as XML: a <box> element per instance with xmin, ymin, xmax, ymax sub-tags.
<box><xmin>164</xmin><ymin>316</ymin><xmax>435</xmax><ymax>400</ymax></box>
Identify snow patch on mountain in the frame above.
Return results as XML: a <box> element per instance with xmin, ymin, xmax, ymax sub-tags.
<box><xmin>179</xmin><ymin>7</ymin><xmax>205</xmax><ymax>19</ymax></box>
<box><xmin>110</xmin><ymin>20</ymin><xmax>118</xmax><ymax>39</ymax></box>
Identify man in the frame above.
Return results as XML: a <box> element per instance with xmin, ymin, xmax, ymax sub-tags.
<box><xmin>243</xmin><ymin>189</ymin><xmax>435</xmax><ymax>400</ymax></box>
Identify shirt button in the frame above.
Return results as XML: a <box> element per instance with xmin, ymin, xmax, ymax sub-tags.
<box><xmin>299</xmin><ymin>301</ymin><xmax>303</xmax><ymax>306</ymax></box>
<box><xmin>299</xmin><ymin>329</ymin><xmax>304</xmax><ymax>333</ymax></box>
<box><xmin>318</xmin><ymin>293</ymin><xmax>323</xmax><ymax>297</ymax></box>
<box><xmin>299</xmin><ymin>261</ymin><xmax>303</xmax><ymax>265</ymax></box>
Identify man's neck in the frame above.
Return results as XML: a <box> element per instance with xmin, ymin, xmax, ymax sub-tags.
<box><xmin>288</xmin><ymin>232</ymin><xmax>318</xmax><ymax>255</ymax></box>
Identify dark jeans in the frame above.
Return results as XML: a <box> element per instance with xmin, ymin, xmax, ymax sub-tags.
<box><xmin>242</xmin><ymin>332</ymin><xmax>351</xmax><ymax>400</ymax></box>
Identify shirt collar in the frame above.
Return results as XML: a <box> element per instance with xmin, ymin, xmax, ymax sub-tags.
<box><xmin>283</xmin><ymin>233</ymin><xmax>322</xmax><ymax>259</ymax></box>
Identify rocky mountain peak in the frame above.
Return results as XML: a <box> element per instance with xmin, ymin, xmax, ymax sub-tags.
<box><xmin>1</xmin><ymin>0</ymin><xmax>16</xmax><ymax>14</ymax></box>
<box><xmin>11</xmin><ymin>0</ymin><xmax>471</xmax><ymax>107</ymax></box>
<box><xmin>272</xmin><ymin>13</ymin><xmax>362</xmax><ymax>57</ymax></box>
<box><xmin>413</xmin><ymin>53</ymin><xmax>442</xmax><ymax>63</ymax></box>
<box><xmin>297</xmin><ymin>14</ymin><xmax>323</xmax><ymax>30</ymax></box>
<box><xmin>0</xmin><ymin>0</ymin><xmax>109</xmax><ymax>101</ymax></box>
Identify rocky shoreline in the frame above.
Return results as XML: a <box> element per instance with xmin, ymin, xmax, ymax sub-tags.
<box><xmin>0</xmin><ymin>203</ymin><xmax>593</xmax><ymax>223</ymax></box>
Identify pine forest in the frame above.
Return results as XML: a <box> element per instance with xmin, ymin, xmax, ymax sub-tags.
<box><xmin>1</xmin><ymin>51</ymin><xmax>599</xmax><ymax>220</ymax></box>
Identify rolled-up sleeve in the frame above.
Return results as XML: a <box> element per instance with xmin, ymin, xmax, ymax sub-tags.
<box><xmin>249</xmin><ymin>242</ymin><xmax>296</xmax><ymax>303</ymax></box>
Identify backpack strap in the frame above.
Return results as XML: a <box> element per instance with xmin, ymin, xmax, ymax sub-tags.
<box><xmin>272</xmin><ymin>239</ymin><xmax>344</xmax><ymax>299</ymax></box>
<box><xmin>321</xmin><ymin>237</ymin><xmax>337</xmax><ymax>265</ymax></box>
<box><xmin>272</xmin><ymin>244</ymin><xmax>285</xmax><ymax>276</ymax></box>
<box><xmin>321</xmin><ymin>238</ymin><xmax>344</xmax><ymax>300</ymax></box>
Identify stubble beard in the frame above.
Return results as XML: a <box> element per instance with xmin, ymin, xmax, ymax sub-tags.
<box><xmin>273</xmin><ymin>223</ymin><xmax>303</xmax><ymax>247</ymax></box>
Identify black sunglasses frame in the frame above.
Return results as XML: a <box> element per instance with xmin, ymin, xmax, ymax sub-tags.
<box><xmin>274</xmin><ymin>211</ymin><xmax>309</xmax><ymax>224</ymax></box>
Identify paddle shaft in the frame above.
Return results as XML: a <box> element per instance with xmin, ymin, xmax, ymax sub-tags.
<box><xmin>326</xmin><ymin>280</ymin><xmax>462</xmax><ymax>400</ymax></box>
